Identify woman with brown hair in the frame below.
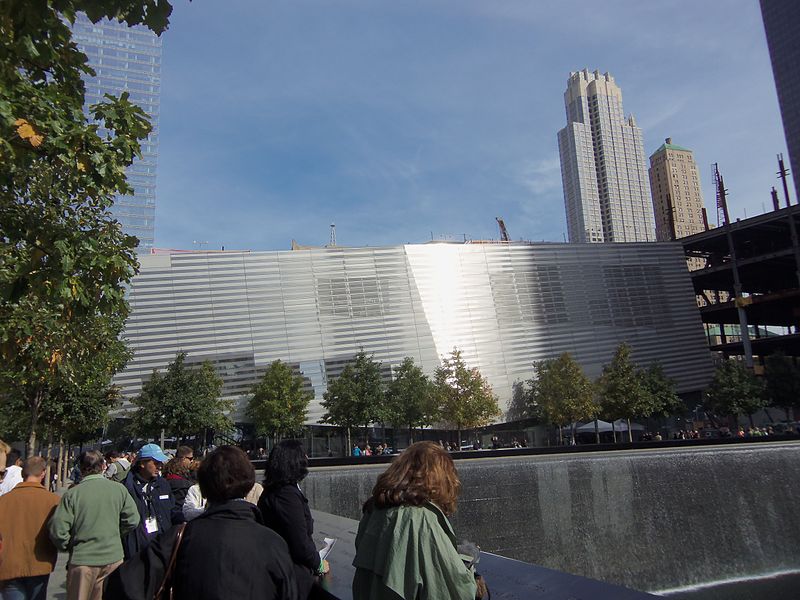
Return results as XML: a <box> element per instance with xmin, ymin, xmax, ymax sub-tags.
<box><xmin>352</xmin><ymin>441</ymin><xmax>478</xmax><ymax>600</ymax></box>
<box><xmin>162</xmin><ymin>457</ymin><xmax>193</xmax><ymax>510</ymax></box>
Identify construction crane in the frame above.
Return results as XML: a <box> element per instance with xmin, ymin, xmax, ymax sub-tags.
<box><xmin>495</xmin><ymin>217</ymin><xmax>510</xmax><ymax>242</ymax></box>
<box><xmin>713</xmin><ymin>163</ymin><xmax>730</xmax><ymax>227</ymax></box>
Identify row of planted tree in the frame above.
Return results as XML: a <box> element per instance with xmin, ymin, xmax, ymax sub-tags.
<box><xmin>2</xmin><ymin>344</ymin><xmax>501</xmax><ymax>459</ymax></box>
<box><xmin>509</xmin><ymin>343</ymin><xmax>800</xmax><ymax>444</ymax></box>
<box><xmin>108</xmin><ymin>341</ymin><xmax>800</xmax><ymax>451</ymax></box>
<box><xmin>199</xmin><ymin>348</ymin><xmax>502</xmax><ymax>453</ymax></box>
<box><xmin>6</xmin><ymin>335</ymin><xmax>800</xmax><ymax>460</ymax></box>
<box><xmin>6</xmin><ymin>339</ymin><xmax>800</xmax><ymax>460</ymax></box>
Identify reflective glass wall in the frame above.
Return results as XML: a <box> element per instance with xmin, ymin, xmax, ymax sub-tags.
<box><xmin>72</xmin><ymin>14</ymin><xmax>162</xmax><ymax>251</ymax></box>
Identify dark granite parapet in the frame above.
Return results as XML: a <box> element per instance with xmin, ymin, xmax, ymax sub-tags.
<box><xmin>303</xmin><ymin>441</ymin><xmax>800</xmax><ymax>594</ymax></box>
<box><xmin>310</xmin><ymin>509</ymin><xmax>658</xmax><ymax>599</ymax></box>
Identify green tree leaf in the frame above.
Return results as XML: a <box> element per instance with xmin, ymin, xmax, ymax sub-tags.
<box><xmin>764</xmin><ymin>352</ymin><xmax>800</xmax><ymax>414</ymax></box>
<box><xmin>705</xmin><ymin>360</ymin><xmax>766</xmax><ymax>427</ymax></box>
<box><xmin>246</xmin><ymin>360</ymin><xmax>311</xmax><ymax>441</ymax></box>
<box><xmin>433</xmin><ymin>348</ymin><xmax>501</xmax><ymax>445</ymax></box>
<box><xmin>131</xmin><ymin>353</ymin><xmax>231</xmax><ymax>439</ymax></box>
<box><xmin>321</xmin><ymin>350</ymin><xmax>385</xmax><ymax>447</ymax></box>
<box><xmin>0</xmin><ymin>1</ymin><xmax>175</xmax><ymax>454</ymax></box>
<box><xmin>385</xmin><ymin>356</ymin><xmax>438</xmax><ymax>441</ymax></box>
<box><xmin>532</xmin><ymin>352</ymin><xmax>597</xmax><ymax>442</ymax></box>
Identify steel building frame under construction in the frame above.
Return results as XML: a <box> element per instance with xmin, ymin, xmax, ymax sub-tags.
<box><xmin>682</xmin><ymin>203</ymin><xmax>800</xmax><ymax>363</ymax></box>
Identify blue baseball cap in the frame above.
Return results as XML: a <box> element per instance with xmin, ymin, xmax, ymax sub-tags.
<box><xmin>138</xmin><ymin>443</ymin><xmax>169</xmax><ymax>463</ymax></box>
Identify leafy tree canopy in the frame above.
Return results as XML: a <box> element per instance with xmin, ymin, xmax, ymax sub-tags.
<box><xmin>321</xmin><ymin>350</ymin><xmax>385</xmax><ymax>442</ymax></box>
<box><xmin>39</xmin><ymin>315</ymin><xmax>132</xmax><ymax>443</ymax></box>
<box><xmin>764</xmin><ymin>352</ymin><xmax>800</xmax><ymax>411</ymax></box>
<box><xmin>1</xmin><ymin>1</ymin><xmax>175</xmax><ymax>453</ymax></box>
<box><xmin>434</xmin><ymin>348</ymin><xmax>501</xmax><ymax>439</ymax></box>
<box><xmin>506</xmin><ymin>379</ymin><xmax>545</xmax><ymax>423</ymax></box>
<box><xmin>596</xmin><ymin>343</ymin><xmax>649</xmax><ymax>423</ymax></box>
<box><xmin>639</xmin><ymin>362</ymin><xmax>683</xmax><ymax>418</ymax></box>
<box><xmin>705</xmin><ymin>360</ymin><xmax>766</xmax><ymax>419</ymax></box>
<box><xmin>246</xmin><ymin>360</ymin><xmax>311</xmax><ymax>439</ymax></box>
<box><xmin>532</xmin><ymin>352</ymin><xmax>597</xmax><ymax>428</ymax></box>
<box><xmin>385</xmin><ymin>356</ymin><xmax>438</xmax><ymax>434</ymax></box>
<box><xmin>131</xmin><ymin>352</ymin><xmax>231</xmax><ymax>439</ymax></box>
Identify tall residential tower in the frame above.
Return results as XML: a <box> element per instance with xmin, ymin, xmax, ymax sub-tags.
<box><xmin>557</xmin><ymin>70</ymin><xmax>655</xmax><ymax>243</ymax></box>
<box><xmin>760</xmin><ymin>0</ymin><xmax>800</xmax><ymax>202</ymax></box>
<box><xmin>648</xmin><ymin>138</ymin><xmax>706</xmax><ymax>240</ymax></box>
<box><xmin>72</xmin><ymin>15</ymin><xmax>162</xmax><ymax>251</ymax></box>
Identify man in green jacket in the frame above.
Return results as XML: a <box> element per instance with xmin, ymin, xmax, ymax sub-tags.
<box><xmin>48</xmin><ymin>450</ymin><xmax>140</xmax><ymax>600</ymax></box>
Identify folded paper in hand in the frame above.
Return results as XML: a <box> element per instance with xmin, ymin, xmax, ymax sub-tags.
<box><xmin>319</xmin><ymin>537</ymin><xmax>337</xmax><ymax>560</ymax></box>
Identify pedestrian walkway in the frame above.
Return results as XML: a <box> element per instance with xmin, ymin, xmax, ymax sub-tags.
<box><xmin>47</xmin><ymin>508</ymin><xmax>658</xmax><ymax>599</ymax></box>
<box><xmin>46</xmin><ymin>552</ymin><xmax>68</xmax><ymax>599</ymax></box>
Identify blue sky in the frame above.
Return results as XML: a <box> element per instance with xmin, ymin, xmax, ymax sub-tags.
<box><xmin>154</xmin><ymin>0</ymin><xmax>787</xmax><ymax>251</ymax></box>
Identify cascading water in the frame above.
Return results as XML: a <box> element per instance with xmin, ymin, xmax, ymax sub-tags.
<box><xmin>303</xmin><ymin>442</ymin><xmax>800</xmax><ymax>595</ymax></box>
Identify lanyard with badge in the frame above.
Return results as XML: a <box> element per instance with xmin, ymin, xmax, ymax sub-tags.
<box><xmin>143</xmin><ymin>480</ymin><xmax>160</xmax><ymax>535</ymax></box>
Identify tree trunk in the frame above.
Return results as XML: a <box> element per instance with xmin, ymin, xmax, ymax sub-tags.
<box><xmin>594</xmin><ymin>420</ymin><xmax>600</xmax><ymax>444</ymax></box>
<box><xmin>457</xmin><ymin>426</ymin><xmax>462</xmax><ymax>450</ymax></box>
<box><xmin>45</xmin><ymin>431</ymin><xmax>54</xmax><ymax>490</ymax></box>
<box><xmin>611</xmin><ymin>421</ymin><xmax>617</xmax><ymax>444</ymax></box>
<box><xmin>627</xmin><ymin>418</ymin><xmax>633</xmax><ymax>443</ymax></box>
<box><xmin>58</xmin><ymin>439</ymin><xmax>66</xmax><ymax>490</ymax></box>
<box><xmin>27</xmin><ymin>429</ymin><xmax>37</xmax><ymax>459</ymax></box>
<box><xmin>557</xmin><ymin>424</ymin><xmax>563</xmax><ymax>445</ymax></box>
<box><xmin>346</xmin><ymin>427</ymin><xmax>351</xmax><ymax>455</ymax></box>
<box><xmin>27</xmin><ymin>388</ymin><xmax>44</xmax><ymax>457</ymax></box>
<box><xmin>408</xmin><ymin>425</ymin><xmax>413</xmax><ymax>445</ymax></box>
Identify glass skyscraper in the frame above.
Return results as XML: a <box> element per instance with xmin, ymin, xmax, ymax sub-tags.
<box><xmin>760</xmin><ymin>0</ymin><xmax>800</xmax><ymax>203</ymax></box>
<box><xmin>557</xmin><ymin>70</ymin><xmax>655</xmax><ymax>243</ymax></box>
<box><xmin>72</xmin><ymin>15</ymin><xmax>162</xmax><ymax>251</ymax></box>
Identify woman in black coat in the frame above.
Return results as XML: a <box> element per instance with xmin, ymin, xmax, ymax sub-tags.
<box><xmin>107</xmin><ymin>446</ymin><xmax>299</xmax><ymax>600</ymax></box>
<box><xmin>163</xmin><ymin>457</ymin><xmax>193</xmax><ymax>509</ymax></box>
<box><xmin>258</xmin><ymin>440</ymin><xmax>327</xmax><ymax>599</ymax></box>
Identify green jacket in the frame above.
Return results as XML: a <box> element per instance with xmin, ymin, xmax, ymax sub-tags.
<box><xmin>352</xmin><ymin>502</ymin><xmax>477</xmax><ymax>600</ymax></box>
<box><xmin>48</xmin><ymin>474</ymin><xmax>140</xmax><ymax>566</ymax></box>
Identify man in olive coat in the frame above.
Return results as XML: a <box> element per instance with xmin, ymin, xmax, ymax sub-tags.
<box><xmin>49</xmin><ymin>450</ymin><xmax>140</xmax><ymax>600</ymax></box>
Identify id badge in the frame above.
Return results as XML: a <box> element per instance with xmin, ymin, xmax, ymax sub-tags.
<box><xmin>144</xmin><ymin>516</ymin><xmax>159</xmax><ymax>534</ymax></box>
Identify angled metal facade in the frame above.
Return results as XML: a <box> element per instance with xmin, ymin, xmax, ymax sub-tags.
<box><xmin>114</xmin><ymin>243</ymin><xmax>712</xmax><ymax>423</ymax></box>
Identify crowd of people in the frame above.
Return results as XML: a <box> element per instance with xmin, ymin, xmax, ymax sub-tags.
<box><xmin>0</xmin><ymin>438</ymin><xmax>486</xmax><ymax>600</ymax></box>
<box><xmin>351</xmin><ymin>443</ymin><xmax>392</xmax><ymax>457</ymax></box>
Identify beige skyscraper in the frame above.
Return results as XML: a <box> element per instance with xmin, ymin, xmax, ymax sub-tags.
<box><xmin>557</xmin><ymin>70</ymin><xmax>655</xmax><ymax>243</ymax></box>
<box><xmin>648</xmin><ymin>138</ymin><xmax>706</xmax><ymax>240</ymax></box>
